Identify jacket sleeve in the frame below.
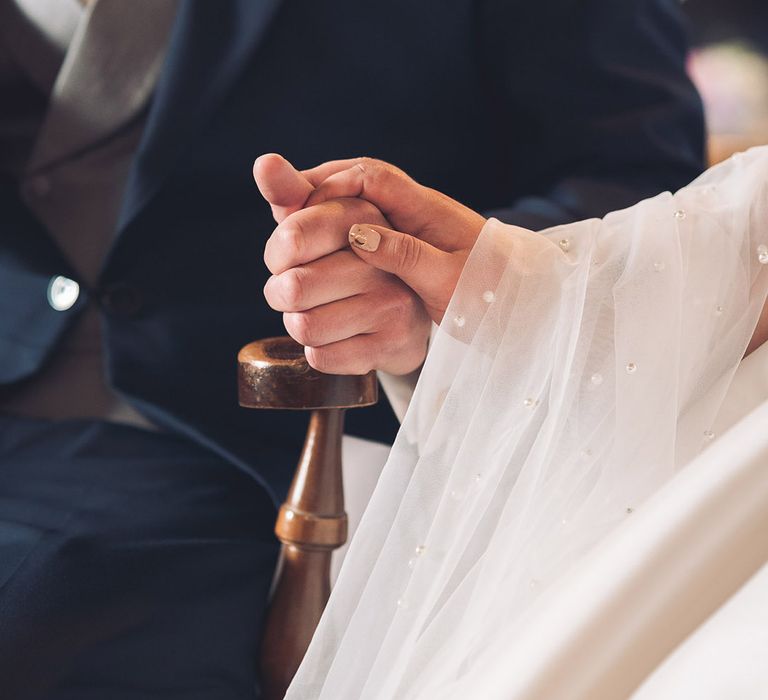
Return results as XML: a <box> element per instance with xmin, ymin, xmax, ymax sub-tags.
<box><xmin>478</xmin><ymin>0</ymin><xmax>706</xmax><ymax>229</ymax></box>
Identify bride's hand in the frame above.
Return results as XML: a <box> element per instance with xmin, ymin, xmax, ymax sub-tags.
<box><xmin>345</xmin><ymin>222</ymin><xmax>467</xmax><ymax>324</ymax></box>
<box><xmin>305</xmin><ymin>158</ymin><xmax>487</xmax><ymax>323</ymax></box>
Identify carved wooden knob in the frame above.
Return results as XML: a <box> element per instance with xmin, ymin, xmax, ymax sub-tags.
<box><xmin>238</xmin><ymin>336</ymin><xmax>378</xmax><ymax>700</ymax></box>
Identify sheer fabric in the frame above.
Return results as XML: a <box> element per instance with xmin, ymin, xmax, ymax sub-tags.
<box><xmin>286</xmin><ymin>147</ymin><xmax>768</xmax><ymax>699</ymax></box>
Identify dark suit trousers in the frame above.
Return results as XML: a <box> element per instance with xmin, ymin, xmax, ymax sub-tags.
<box><xmin>0</xmin><ymin>415</ymin><xmax>278</xmax><ymax>700</ymax></box>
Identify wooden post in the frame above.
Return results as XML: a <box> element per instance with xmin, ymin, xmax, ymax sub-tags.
<box><xmin>237</xmin><ymin>337</ymin><xmax>378</xmax><ymax>700</ymax></box>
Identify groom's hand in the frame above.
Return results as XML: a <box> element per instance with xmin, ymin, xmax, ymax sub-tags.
<box><xmin>253</xmin><ymin>154</ymin><xmax>430</xmax><ymax>375</ymax></box>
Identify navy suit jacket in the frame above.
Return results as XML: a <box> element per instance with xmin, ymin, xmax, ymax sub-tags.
<box><xmin>0</xmin><ymin>0</ymin><xmax>704</xmax><ymax>501</ymax></box>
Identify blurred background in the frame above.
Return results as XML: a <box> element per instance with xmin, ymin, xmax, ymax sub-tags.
<box><xmin>683</xmin><ymin>0</ymin><xmax>768</xmax><ymax>163</ymax></box>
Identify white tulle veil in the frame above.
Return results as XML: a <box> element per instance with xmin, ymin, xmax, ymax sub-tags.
<box><xmin>285</xmin><ymin>147</ymin><xmax>768</xmax><ymax>699</ymax></box>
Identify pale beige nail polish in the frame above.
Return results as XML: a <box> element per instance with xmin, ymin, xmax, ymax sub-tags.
<box><xmin>349</xmin><ymin>224</ymin><xmax>381</xmax><ymax>252</ymax></box>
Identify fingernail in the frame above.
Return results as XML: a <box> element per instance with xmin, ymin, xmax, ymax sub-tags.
<box><xmin>349</xmin><ymin>224</ymin><xmax>381</xmax><ymax>252</ymax></box>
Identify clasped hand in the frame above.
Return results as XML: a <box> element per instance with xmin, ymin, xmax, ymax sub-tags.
<box><xmin>254</xmin><ymin>155</ymin><xmax>486</xmax><ymax>375</ymax></box>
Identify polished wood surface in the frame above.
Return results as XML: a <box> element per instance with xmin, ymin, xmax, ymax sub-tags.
<box><xmin>238</xmin><ymin>337</ymin><xmax>378</xmax><ymax>700</ymax></box>
<box><xmin>238</xmin><ymin>337</ymin><xmax>378</xmax><ymax>410</ymax></box>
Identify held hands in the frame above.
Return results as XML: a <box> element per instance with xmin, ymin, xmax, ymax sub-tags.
<box><xmin>254</xmin><ymin>155</ymin><xmax>486</xmax><ymax>375</ymax></box>
<box><xmin>254</xmin><ymin>154</ymin><xmax>429</xmax><ymax>375</ymax></box>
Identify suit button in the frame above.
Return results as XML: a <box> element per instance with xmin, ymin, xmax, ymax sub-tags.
<box><xmin>47</xmin><ymin>275</ymin><xmax>80</xmax><ymax>311</ymax></box>
<box><xmin>100</xmin><ymin>283</ymin><xmax>143</xmax><ymax>318</ymax></box>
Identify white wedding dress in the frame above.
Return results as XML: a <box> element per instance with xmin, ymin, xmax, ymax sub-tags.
<box><xmin>286</xmin><ymin>147</ymin><xmax>768</xmax><ymax>699</ymax></box>
<box><xmin>629</xmin><ymin>337</ymin><xmax>768</xmax><ymax>699</ymax></box>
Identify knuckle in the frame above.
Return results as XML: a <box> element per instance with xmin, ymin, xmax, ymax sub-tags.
<box><xmin>275</xmin><ymin>219</ymin><xmax>306</xmax><ymax>267</ymax></box>
<box><xmin>342</xmin><ymin>347</ymin><xmax>373</xmax><ymax>375</ymax></box>
<box><xmin>278</xmin><ymin>267</ymin><xmax>306</xmax><ymax>310</ymax></box>
<box><xmin>356</xmin><ymin>157</ymin><xmax>376</xmax><ymax>172</ymax></box>
<box><xmin>383</xmin><ymin>324</ymin><xmax>426</xmax><ymax>372</ymax></box>
<box><xmin>263</xmin><ymin>234</ymin><xmax>279</xmax><ymax>273</ymax></box>
<box><xmin>391</xmin><ymin>235</ymin><xmax>422</xmax><ymax>275</ymax></box>
<box><xmin>376</xmin><ymin>159</ymin><xmax>406</xmax><ymax>184</ymax></box>
<box><xmin>365</xmin><ymin>160</ymin><xmax>387</xmax><ymax>188</ymax></box>
<box><xmin>283</xmin><ymin>311</ymin><xmax>315</xmax><ymax>346</ymax></box>
<box><xmin>305</xmin><ymin>346</ymin><xmax>331</xmax><ymax>373</ymax></box>
<box><xmin>306</xmin><ymin>342</ymin><xmax>370</xmax><ymax>376</ymax></box>
<box><xmin>369</xmin><ymin>330</ymin><xmax>399</xmax><ymax>370</ymax></box>
<box><xmin>356</xmin><ymin>157</ymin><xmax>408</xmax><ymax>185</ymax></box>
<box><xmin>262</xmin><ymin>276</ymin><xmax>279</xmax><ymax>310</ymax></box>
<box><xmin>378</xmin><ymin>279</ymin><xmax>406</xmax><ymax>312</ymax></box>
<box><xmin>392</xmin><ymin>285</ymin><xmax>419</xmax><ymax>320</ymax></box>
<box><xmin>359</xmin><ymin>158</ymin><xmax>389</xmax><ymax>191</ymax></box>
<box><xmin>379</xmin><ymin>286</ymin><xmax>428</xmax><ymax>345</ymax></box>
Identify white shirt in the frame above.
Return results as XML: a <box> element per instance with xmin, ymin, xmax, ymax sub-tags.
<box><xmin>13</xmin><ymin>0</ymin><xmax>82</xmax><ymax>54</ymax></box>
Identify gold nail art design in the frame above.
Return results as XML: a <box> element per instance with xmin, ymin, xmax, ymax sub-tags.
<box><xmin>349</xmin><ymin>224</ymin><xmax>381</xmax><ymax>252</ymax></box>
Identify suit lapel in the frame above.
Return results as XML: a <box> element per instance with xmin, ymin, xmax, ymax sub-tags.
<box><xmin>115</xmin><ymin>0</ymin><xmax>283</xmax><ymax>235</ymax></box>
<box><xmin>27</xmin><ymin>0</ymin><xmax>179</xmax><ymax>173</ymax></box>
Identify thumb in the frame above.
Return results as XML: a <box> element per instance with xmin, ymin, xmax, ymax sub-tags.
<box><xmin>253</xmin><ymin>153</ymin><xmax>314</xmax><ymax>223</ymax></box>
<box><xmin>348</xmin><ymin>224</ymin><xmax>465</xmax><ymax>323</ymax></box>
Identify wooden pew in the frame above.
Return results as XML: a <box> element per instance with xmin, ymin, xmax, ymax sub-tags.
<box><xmin>238</xmin><ymin>336</ymin><xmax>378</xmax><ymax>700</ymax></box>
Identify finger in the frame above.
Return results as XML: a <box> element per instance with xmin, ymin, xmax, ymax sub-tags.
<box><xmin>305</xmin><ymin>326</ymin><xmax>428</xmax><ymax>376</ymax></box>
<box><xmin>264</xmin><ymin>198</ymin><xmax>388</xmax><ymax>275</ymax></box>
<box><xmin>348</xmin><ymin>223</ymin><xmax>465</xmax><ymax>323</ymax></box>
<box><xmin>282</xmin><ymin>278</ymin><xmax>414</xmax><ymax>347</ymax></box>
<box><xmin>263</xmin><ymin>249</ymin><xmax>389</xmax><ymax>312</ymax></box>
<box><xmin>304</xmin><ymin>159</ymin><xmax>429</xmax><ymax>227</ymax></box>
<box><xmin>253</xmin><ymin>153</ymin><xmax>314</xmax><ymax>223</ymax></box>
<box><xmin>301</xmin><ymin>158</ymin><xmax>365</xmax><ymax>187</ymax></box>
